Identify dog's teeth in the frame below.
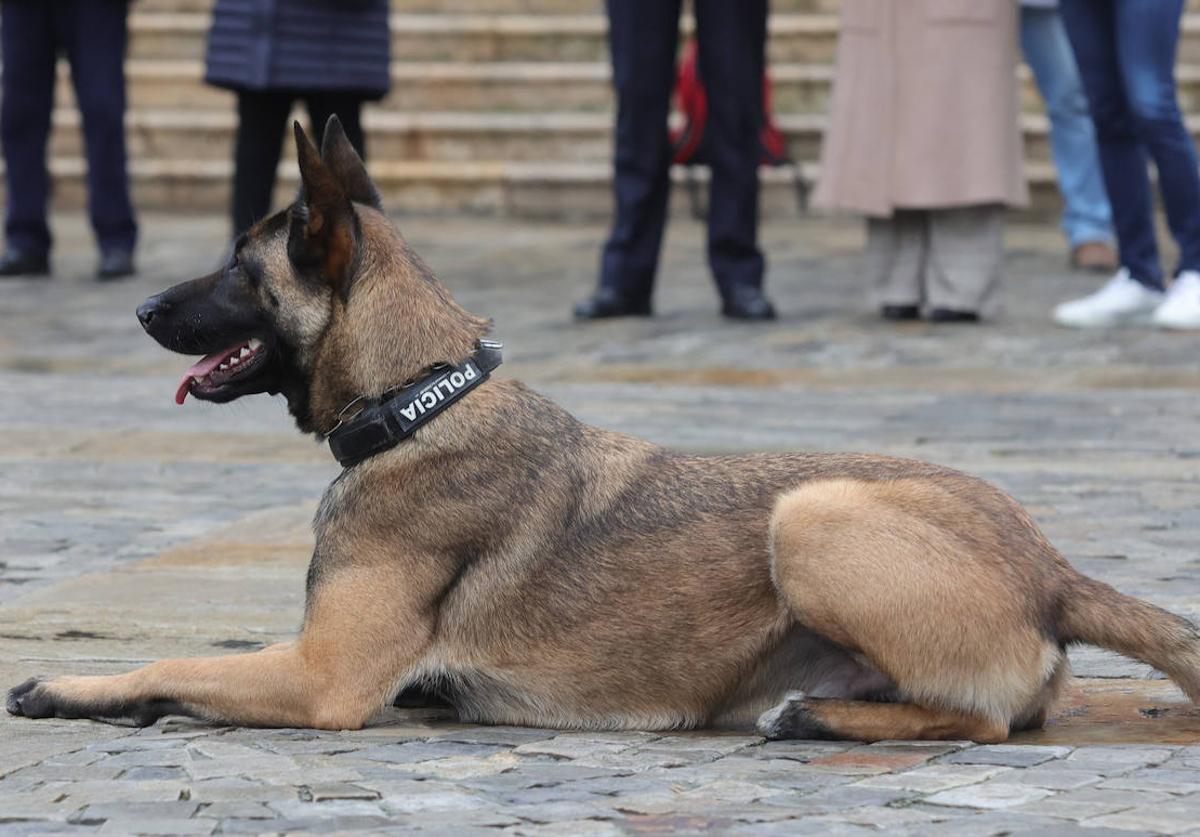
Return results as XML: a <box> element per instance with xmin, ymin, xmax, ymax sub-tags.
<box><xmin>248</xmin><ymin>338</ymin><xmax>263</xmax><ymax>350</ymax></box>
<box><xmin>229</xmin><ymin>356</ymin><xmax>240</xmax><ymax>366</ymax></box>
<box><xmin>239</xmin><ymin>347</ymin><xmax>251</xmax><ymax>358</ymax></box>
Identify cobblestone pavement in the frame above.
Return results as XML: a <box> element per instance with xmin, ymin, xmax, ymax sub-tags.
<box><xmin>1</xmin><ymin>213</ymin><xmax>1199</xmax><ymax>835</ymax></box>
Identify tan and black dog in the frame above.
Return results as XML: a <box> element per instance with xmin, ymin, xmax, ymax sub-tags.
<box><xmin>9</xmin><ymin>119</ymin><xmax>1200</xmax><ymax>742</ymax></box>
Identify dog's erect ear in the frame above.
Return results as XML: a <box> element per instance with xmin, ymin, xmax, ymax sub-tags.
<box><xmin>320</xmin><ymin>115</ymin><xmax>382</xmax><ymax>211</ymax></box>
<box><xmin>289</xmin><ymin>121</ymin><xmax>359</xmax><ymax>289</ymax></box>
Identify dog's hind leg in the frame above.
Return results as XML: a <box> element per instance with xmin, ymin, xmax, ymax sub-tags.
<box><xmin>8</xmin><ymin>565</ymin><xmax>435</xmax><ymax>729</ymax></box>
<box><xmin>758</xmin><ymin>692</ymin><xmax>1009</xmax><ymax>743</ymax></box>
<box><xmin>765</xmin><ymin>478</ymin><xmax>1067</xmax><ymax>743</ymax></box>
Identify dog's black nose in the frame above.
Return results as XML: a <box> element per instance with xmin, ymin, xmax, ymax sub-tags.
<box><xmin>136</xmin><ymin>297</ymin><xmax>166</xmax><ymax>331</ymax></box>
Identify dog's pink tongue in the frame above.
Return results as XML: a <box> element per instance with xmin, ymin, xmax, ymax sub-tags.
<box><xmin>174</xmin><ymin>347</ymin><xmax>235</xmax><ymax>405</ymax></box>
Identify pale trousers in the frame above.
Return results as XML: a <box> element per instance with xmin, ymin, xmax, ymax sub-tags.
<box><xmin>866</xmin><ymin>204</ymin><xmax>1006</xmax><ymax>316</ymax></box>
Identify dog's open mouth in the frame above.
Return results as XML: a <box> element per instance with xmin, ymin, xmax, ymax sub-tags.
<box><xmin>175</xmin><ymin>338</ymin><xmax>267</xmax><ymax>404</ymax></box>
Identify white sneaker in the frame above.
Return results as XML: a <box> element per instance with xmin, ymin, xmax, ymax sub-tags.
<box><xmin>1152</xmin><ymin>270</ymin><xmax>1200</xmax><ymax>330</ymax></box>
<box><xmin>1053</xmin><ymin>268</ymin><xmax>1165</xmax><ymax>328</ymax></box>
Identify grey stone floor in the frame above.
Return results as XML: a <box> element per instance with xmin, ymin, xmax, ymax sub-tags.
<box><xmin>1</xmin><ymin>213</ymin><xmax>1199</xmax><ymax>835</ymax></box>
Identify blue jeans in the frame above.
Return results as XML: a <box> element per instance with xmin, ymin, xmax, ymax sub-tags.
<box><xmin>1060</xmin><ymin>0</ymin><xmax>1200</xmax><ymax>289</ymax></box>
<box><xmin>1020</xmin><ymin>6</ymin><xmax>1114</xmax><ymax>249</ymax></box>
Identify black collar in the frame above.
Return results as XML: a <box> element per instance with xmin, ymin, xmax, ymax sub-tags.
<box><xmin>325</xmin><ymin>340</ymin><xmax>502</xmax><ymax>468</ymax></box>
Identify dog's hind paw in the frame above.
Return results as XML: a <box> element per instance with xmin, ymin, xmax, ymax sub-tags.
<box><xmin>756</xmin><ymin>691</ymin><xmax>837</xmax><ymax>741</ymax></box>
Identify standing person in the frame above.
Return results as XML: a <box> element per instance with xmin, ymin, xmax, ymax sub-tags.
<box><xmin>205</xmin><ymin>0</ymin><xmax>391</xmax><ymax>237</ymax></box>
<box><xmin>813</xmin><ymin>0</ymin><xmax>1028</xmax><ymax>323</ymax></box>
<box><xmin>574</xmin><ymin>0</ymin><xmax>776</xmax><ymax>321</ymax></box>
<box><xmin>0</xmin><ymin>0</ymin><xmax>138</xmax><ymax>280</ymax></box>
<box><xmin>1020</xmin><ymin>0</ymin><xmax>1117</xmax><ymax>272</ymax></box>
<box><xmin>1054</xmin><ymin>0</ymin><xmax>1200</xmax><ymax>330</ymax></box>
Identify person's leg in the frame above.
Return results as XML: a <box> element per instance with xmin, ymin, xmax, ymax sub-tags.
<box><xmin>305</xmin><ymin>92</ymin><xmax>367</xmax><ymax>161</ymax></box>
<box><xmin>592</xmin><ymin>0</ymin><xmax>683</xmax><ymax>307</ymax></box>
<box><xmin>60</xmin><ymin>0</ymin><xmax>137</xmax><ymax>256</ymax></box>
<box><xmin>1060</xmin><ymin>0</ymin><xmax>1162</xmax><ymax>289</ymax></box>
<box><xmin>1111</xmin><ymin>0</ymin><xmax>1200</xmax><ymax>277</ymax></box>
<box><xmin>694</xmin><ymin>0</ymin><xmax>768</xmax><ymax>298</ymax></box>
<box><xmin>867</xmin><ymin>211</ymin><xmax>927</xmax><ymax>316</ymax></box>
<box><xmin>925</xmin><ymin>204</ymin><xmax>1005</xmax><ymax>319</ymax></box>
<box><xmin>1019</xmin><ymin>6</ymin><xmax>1114</xmax><ymax>251</ymax></box>
<box><xmin>1</xmin><ymin>0</ymin><xmax>57</xmax><ymax>259</ymax></box>
<box><xmin>232</xmin><ymin>89</ymin><xmax>295</xmax><ymax>236</ymax></box>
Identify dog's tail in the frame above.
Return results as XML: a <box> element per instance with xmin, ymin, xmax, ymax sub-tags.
<box><xmin>1058</xmin><ymin>573</ymin><xmax>1200</xmax><ymax>703</ymax></box>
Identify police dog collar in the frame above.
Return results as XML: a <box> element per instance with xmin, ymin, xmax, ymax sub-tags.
<box><xmin>326</xmin><ymin>340</ymin><xmax>502</xmax><ymax>468</ymax></box>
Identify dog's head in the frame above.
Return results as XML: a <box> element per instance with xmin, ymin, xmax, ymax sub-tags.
<box><xmin>138</xmin><ymin>116</ymin><xmax>489</xmax><ymax>435</ymax></box>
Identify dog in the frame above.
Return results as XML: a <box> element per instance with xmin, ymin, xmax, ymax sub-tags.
<box><xmin>8</xmin><ymin>118</ymin><xmax>1200</xmax><ymax>742</ymax></box>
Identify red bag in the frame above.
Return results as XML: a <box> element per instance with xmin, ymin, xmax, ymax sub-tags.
<box><xmin>668</xmin><ymin>39</ymin><xmax>806</xmax><ymax>217</ymax></box>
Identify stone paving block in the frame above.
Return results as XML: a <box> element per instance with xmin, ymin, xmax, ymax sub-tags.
<box><xmin>0</xmin><ymin>826</ymin><xmax>103</xmax><ymax>836</ymax></box>
<box><xmin>1085</xmin><ymin>799</ymin><xmax>1200</xmax><ymax>835</ymax></box>
<box><xmin>378</xmin><ymin>751</ymin><xmax>524</xmax><ymax>780</ymax></box>
<box><xmin>925</xmin><ymin>781</ymin><xmax>1055</xmax><ymax>810</ymax></box>
<box><xmin>853</xmin><ymin>764</ymin><xmax>1012</xmax><ymax>792</ymax></box>
<box><xmin>1096</xmin><ymin>767</ymin><xmax>1200</xmax><ymax>794</ymax></box>
<box><xmin>356</xmin><ymin>741</ymin><xmax>513</xmax><ymax>764</ymax></box>
<box><xmin>429</xmin><ymin>727</ymin><xmax>559</xmax><ymax>747</ymax></box>
<box><xmin>802</xmin><ymin>746</ymin><xmax>942</xmax><ymax>775</ymax></box>
<box><xmin>507</xmin><ymin>821</ymin><xmax>624</xmax><ymax>837</ymax></box>
<box><xmin>746</xmin><ymin>740</ymin><xmax>855</xmax><ymax>762</ymax></box>
<box><xmin>116</xmin><ymin>767</ymin><xmax>188</xmax><ymax>781</ymax></box>
<box><xmin>903</xmin><ymin>811</ymin><xmax>1114</xmax><ymax>837</ymax></box>
<box><xmin>1002</xmin><ymin>765</ymin><xmax>1105</xmax><ymax>790</ymax></box>
<box><xmin>269</xmin><ymin>798</ymin><xmax>389</xmax><ymax>819</ymax></box>
<box><xmin>511</xmin><ymin>736</ymin><xmax>639</xmax><ymax>762</ymax></box>
<box><xmin>305</xmin><ymin>782</ymin><xmax>382</xmax><ymax>802</ymax></box>
<box><xmin>185</xmin><ymin>779</ymin><xmax>299</xmax><ymax>804</ymax></box>
<box><xmin>756</xmin><ymin>784</ymin><xmax>913</xmax><ymax>814</ymax></box>
<box><xmin>499</xmin><ymin>799</ymin><xmax>622</xmax><ymax>826</ymax></box>
<box><xmin>1013</xmin><ymin>787</ymin><xmax>1176</xmax><ymax>820</ymax></box>
<box><xmin>944</xmin><ymin>745</ymin><xmax>1072</xmax><ymax>768</ymax></box>
<box><xmin>49</xmin><ymin>780</ymin><xmax>190</xmax><ymax>806</ymax></box>
<box><xmin>96</xmin><ymin>819</ymin><xmax>214</xmax><ymax>835</ymax></box>
<box><xmin>71</xmin><ymin>801</ymin><xmax>200</xmax><ymax>822</ymax></box>
<box><xmin>1061</xmin><ymin>746</ymin><xmax>1179</xmax><ymax>774</ymax></box>
<box><xmin>219</xmin><ymin>815</ymin><xmax>399</xmax><ymax>833</ymax></box>
<box><xmin>1007</xmin><ymin>828</ymin><xmax>1151</xmax><ymax>837</ymax></box>
<box><xmin>194</xmin><ymin>801</ymin><xmax>275</xmax><ymax>819</ymax></box>
<box><xmin>643</xmin><ymin>734</ymin><xmax>762</xmax><ymax>755</ymax></box>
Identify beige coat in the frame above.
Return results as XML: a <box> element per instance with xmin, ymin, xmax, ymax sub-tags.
<box><xmin>812</xmin><ymin>0</ymin><xmax>1029</xmax><ymax>217</ymax></box>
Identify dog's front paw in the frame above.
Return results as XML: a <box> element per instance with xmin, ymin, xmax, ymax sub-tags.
<box><xmin>7</xmin><ymin>677</ymin><xmax>60</xmax><ymax>719</ymax></box>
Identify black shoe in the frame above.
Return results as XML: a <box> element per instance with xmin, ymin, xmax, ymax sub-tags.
<box><xmin>97</xmin><ymin>249</ymin><xmax>135</xmax><ymax>281</ymax></box>
<box><xmin>0</xmin><ymin>248</ymin><xmax>49</xmax><ymax>278</ymax></box>
<box><xmin>721</xmin><ymin>286</ymin><xmax>777</xmax><ymax>321</ymax></box>
<box><xmin>881</xmin><ymin>304</ymin><xmax>920</xmax><ymax>321</ymax></box>
<box><xmin>928</xmin><ymin>307</ymin><xmax>979</xmax><ymax>323</ymax></box>
<box><xmin>573</xmin><ymin>287</ymin><xmax>652</xmax><ymax>320</ymax></box>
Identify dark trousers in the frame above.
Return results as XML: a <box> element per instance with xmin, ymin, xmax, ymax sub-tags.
<box><xmin>600</xmin><ymin>0</ymin><xmax>767</xmax><ymax>301</ymax></box>
<box><xmin>1</xmin><ymin>0</ymin><xmax>137</xmax><ymax>255</ymax></box>
<box><xmin>233</xmin><ymin>90</ymin><xmax>366</xmax><ymax>236</ymax></box>
<box><xmin>1060</xmin><ymin>0</ymin><xmax>1200</xmax><ymax>288</ymax></box>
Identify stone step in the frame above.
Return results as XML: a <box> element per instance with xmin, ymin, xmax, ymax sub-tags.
<box><xmin>133</xmin><ymin>0</ymin><xmax>1200</xmax><ymax>15</ymax></box>
<box><xmin>126</xmin><ymin>11</ymin><xmax>1200</xmax><ymax>65</ymax></box>
<box><xmin>1</xmin><ymin>157</ymin><xmax>1063</xmax><ymax>220</ymax></box>
<box><xmin>64</xmin><ymin>60</ymin><xmax>1200</xmax><ymax>117</ymax></box>
<box><xmin>123</xmin><ymin>12</ymin><xmax>841</xmax><ymax>64</ymax></box>
<box><xmin>43</xmin><ymin>107</ymin><xmax>1143</xmax><ymax>168</ymax></box>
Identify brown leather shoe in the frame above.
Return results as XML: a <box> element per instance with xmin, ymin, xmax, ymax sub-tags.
<box><xmin>1070</xmin><ymin>241</ymin><xmax>1118</xmax><ymax>273</ymax></box>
